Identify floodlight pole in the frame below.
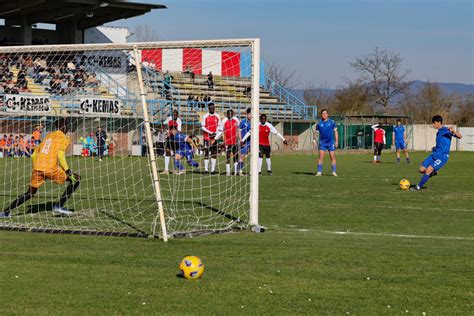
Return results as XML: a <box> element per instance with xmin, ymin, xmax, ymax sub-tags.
<box><xmin>133</xmin><ymin>46</ymin><xmax>169</xmax><ymax>242</ymax></box>
<box><xmin>249</xmin><ymin>38</ymin><xmax>260</xmax><ymax>228</ymax></box>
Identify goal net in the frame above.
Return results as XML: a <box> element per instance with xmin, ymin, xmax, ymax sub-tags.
<box><xmin>0</xmin><ymin>40</ymin><xmax>260</xmax><ymax>240</ymax></box>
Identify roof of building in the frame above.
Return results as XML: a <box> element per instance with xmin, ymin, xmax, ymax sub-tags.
<box><xmin>0</xmin><ymin>0</ymin><xmax>166</xmax><ymax>29</ymax></box>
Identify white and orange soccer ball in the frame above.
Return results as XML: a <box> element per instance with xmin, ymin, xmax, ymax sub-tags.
<box><xmin>179</xmin><ymin>256</ymin><xmax>205</xmax><ymax>279</ymax></box>
<box><xmin>399</xmin><ymin>179</ymin><xmax>410</xmax><ymax>190</ymax></box>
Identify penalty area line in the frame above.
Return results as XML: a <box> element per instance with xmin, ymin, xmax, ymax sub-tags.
<box><xmin>317</xmin><ymin>230</ymin><xmax>474</xmax><ymax>241</ymax></box>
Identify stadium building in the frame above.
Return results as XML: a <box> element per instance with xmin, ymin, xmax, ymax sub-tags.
<box><xmin>0</xmin><ymin>0</ymin><xmax>165</xmax><ymax>45</ymax></box>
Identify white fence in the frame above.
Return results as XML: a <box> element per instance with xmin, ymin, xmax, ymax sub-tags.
<box><xmin>412</xmin><ymin>124</ymin><xmax>474</xmax><ymax>152</ymax></box>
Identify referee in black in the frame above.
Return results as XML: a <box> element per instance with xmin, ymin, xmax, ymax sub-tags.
<box><xmin>96</xmin><ymin>126</ymin><xmax>107</xmax><ymax>162</ymax></box>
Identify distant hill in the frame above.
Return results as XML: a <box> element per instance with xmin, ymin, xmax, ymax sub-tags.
<box><xmin>289</xmin><ymin>81</ymin><xmax>474</xmax><ymax>103</ymax></box>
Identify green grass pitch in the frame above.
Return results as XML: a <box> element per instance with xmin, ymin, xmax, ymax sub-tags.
<box><xmin>0</xmin><ymin>152</ymin><xmax>473</xmax><ymax>314</ymax></box>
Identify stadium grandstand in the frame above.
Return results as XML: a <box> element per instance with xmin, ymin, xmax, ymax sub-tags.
<box><xmin>0</xmin><ymin>0</ymin><xmax>319</xmax><ymax>154</ymax></box>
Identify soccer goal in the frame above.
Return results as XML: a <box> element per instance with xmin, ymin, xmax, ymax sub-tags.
<box><xmin>0</xmin><ymin>39</ymin><xmax>261</xmax><ymax>241</ymax></box>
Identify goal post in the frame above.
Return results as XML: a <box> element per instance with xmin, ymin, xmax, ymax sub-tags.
<box><xmin>0</xmin><ymin>39</ymin><xmax>260</xmax><ymax>240</ymax></box>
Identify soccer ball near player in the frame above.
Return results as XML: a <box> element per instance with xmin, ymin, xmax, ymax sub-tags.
<box><xmin>399</xmin><ymin>179</ymin><xmax>410</xmax><ymax>190</ymax></box>
<box><xmin>179</xmin><ymin>256</ymin><xmax>205</xmax><ymax>279</ymax></box>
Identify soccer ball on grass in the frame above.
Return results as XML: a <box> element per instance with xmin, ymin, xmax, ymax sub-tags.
<box><xmin>179</xmin><ymin>256</ymin><xmax>205</xmax><ymax>279</ymax></box>
<box><xmin>399</xmin><ymin>179</ymin><xmax>410</xmax><ymax>190</ymax></box>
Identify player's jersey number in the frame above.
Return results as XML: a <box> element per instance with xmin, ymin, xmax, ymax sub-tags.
<box><xmin>40</xmin><ymin>139</ymin><xmax>53</xmax><ymax>154</ymax></box>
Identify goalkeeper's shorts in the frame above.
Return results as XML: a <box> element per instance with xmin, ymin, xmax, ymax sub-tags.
<box><xmin>30</xmin><ymin>167</ymin><xmax>67</xmax><ymax>188</ymax></box>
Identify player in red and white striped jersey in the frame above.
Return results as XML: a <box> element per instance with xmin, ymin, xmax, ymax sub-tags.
<box><xmin>161</xmin><ymin>110</ymin><xmax>182</xmax><ymax>174</ymax></box>
<box><xmin>201</xmin><ymin>103</ymin><xmax>221</xmax><ymax>174</ymax></box>
<box><xmin>258</xmin><ymin>114</ymin><xmax>287</xmax><ymax>175</ymax></box>
<box><xmin>214</xmin><ymin>109</ymin><xmax>240</xmax><ymax>176</ymax></box>
<box><xmin>371</xmin><ymin>123</ymin><xmax>386</xmax><ymax>163</ymax></box>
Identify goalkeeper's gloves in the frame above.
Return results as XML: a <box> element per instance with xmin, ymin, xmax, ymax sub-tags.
<box><xmin>65</xmin><ymin>169</ymin><xmax>78</xmax><ymax>183</ymax></box>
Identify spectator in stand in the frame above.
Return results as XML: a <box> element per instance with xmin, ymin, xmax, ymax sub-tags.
<box><xmin>207</xmin><ymin>71</ymin><xmax>214</xmax><ymax>89</ymax></box>
<box><xmin>203</xmin><ymin>95</ymin><xmax>211</xmax><ymax>105</ymax></box>
<box><xmin>184</xmin><ymin>65</ymin><xmax>195</xmax><ymax>82</ymax></box>
<box><xmin>96</xmin><ymin>127</ymin><xmax>107</xmax><ymax>162</ymax></box>
<box><xmin>0</xmin><ymin>135</ymin><xmax>7</xmax><ymax>157</ymax></box>
<box><xmin>27</xmin><ymin>137</ymin><xmax>36</xmax><ymax>156</ymax></box>
<box><xmin>244</xmin><ymin>85</ymin><xmax>251</xmax><ymax>97</ymax></box>
<box><xmin>187</xmin><ymin>95</ymin><xmax>194</xmax><ymax>108</ymax></box>
<box><xmin>32</xmin><ymin>125</ymin><xmax>42</xmax><ymax>144</ymax></box>
<box><xmin>18</xmin><ymin>135</ymin><xmax>28</xmax><ymax>156</ymax></box>
<box><xmin>5</xmin><ymin>135</ymin><xmax>13</xmax><ymax>157</ymax></box>
<box><xmin>13</xmin><ymin>136</ymin><xmax>20</xmax><ymax>157</ymax></box>
<box><xmin>163</xmin><ymin>71</ymin><xmax>173</xmax><ymax>93</ymax></box>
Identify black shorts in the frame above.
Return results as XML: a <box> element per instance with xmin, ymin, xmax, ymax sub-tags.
<box><xmin>204</xmin><ymin>140</ymin><xmax>218</xmax><ymax>157</ymax></box>
<box><xmin>374</xmin><ymin>142</ymin><xmax>384</xmax><ymax>155</ymax></box>
<box><xmin>226</xmin><ymin>144</ymin><xmax>238</xmax><ymax>158</ymax></box>
<box><xmin>259</xmin><ymin>145</ymin><xmax>271</xmax><ymax>158</ymax></box>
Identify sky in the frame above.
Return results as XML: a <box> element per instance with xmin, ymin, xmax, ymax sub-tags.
<box><xmin>108</xmin><ymin>0</ymin><xmax>473</xmax><ymax>88</ymax></box>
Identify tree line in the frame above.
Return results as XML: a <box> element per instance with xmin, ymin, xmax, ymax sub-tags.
<box><xmin>276</xmin><ymin>47</ymin><xmax>474</xmax><ymax>126</ymax></box>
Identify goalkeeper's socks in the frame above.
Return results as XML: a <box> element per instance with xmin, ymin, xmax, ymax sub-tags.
<box><xmin>331</xmin><ymin>164</ymin><xmax>336</xmax><ymax>173</ymax></box>
<box><xmin>266</xmin><ymin>158</ymin><xmax>271</xmax><ymax>171</ymax></box>
<box><xmin>164</xmin><ymin>156</ymin><xmax>170</xmax><ymax>171</ymax></box>
<box><xmin>317</xmin><ymin>164</ymin><xmax>323</xmax><ymax>173</ymax></box>
<box><xmin>204</xmin><ymin>159</ymin><xmax>209</xmax><ymax>172</ymax></box>
<box><xmin>258</xmin><ymin>157</ymin><xmax>263</xmax><ymax>172</ymax></box>
<box><xmin>417</xmin><ymin>174</ymin><xmax>430</xmax><ymax>188</ymax></box>
<box><xmin>174</xmin><ymin>159</ymin><xmax>184</xmax><ymax>170</ymax></box>
<box><xmin>211</xmin><ymin>158</ymin><xmax>217</xmax><ymax>172</ymax></box>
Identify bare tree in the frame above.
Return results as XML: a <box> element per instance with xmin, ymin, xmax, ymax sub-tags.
<box><xmin>453</xmin><ymin>95</ymin><xmax>474</xmax><ymax>126</ymax></box>
<box><xmin>131</xmin><ymin>24</ymin><xmax>160</xmax><ymax>42</ymax></box>
<box><xmin>350</xmin><ymin>47</ymin><xmax>410</xmax><ymax>111</ymax></box>
<box><xmin>399</xmin><ymin>81</ymin><xmax>455</xmax><ymax>123</ymax></box>
<box><xmin>303</xmin><ymin>82</ymin><xmax>335</xmax><ymax>110</ymax></box>
<box><xmin>266</xmin><ymin>62</ymin><xmax>299</xmax><ymax>88</ymax></box>
<box><xmin>333</xmin><ymin>79</ymin><xmax>372</xmax><ymax>115</ymax></box>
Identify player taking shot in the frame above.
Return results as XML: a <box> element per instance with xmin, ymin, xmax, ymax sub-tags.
<box><xmin>411</xmin><ymin>115</ymin><xmax>461</xmax><ymax>191</ymax></box>
<box><xmin>0</xmin><ymin>118</ymin><xmax>80</xmax><ymax>218</ymax></box>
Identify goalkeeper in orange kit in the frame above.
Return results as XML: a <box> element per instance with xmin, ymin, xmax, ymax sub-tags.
<box><xmin>0</xmin><ymin>119</ymin><xmax>80</xmax><ymax>217</ymax></box>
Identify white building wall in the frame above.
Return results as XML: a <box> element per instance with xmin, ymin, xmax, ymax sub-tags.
<box><xmin>413</xmin><ymin>124</ymin><xmax>458</xmax><ymax>152</ymax></box>
<box><xmin>457</xmin><ymin>127</ymin><xmax>474</xmax><ymax>151</ymax></box>
<box><xmin>162</xmin><ymin>49</ymin><xmax>183</xmax><ymax>72</ymax></box>
<box><xmin>202</xmin><ymin>50</ymin><xmax>222</xmax><ymax>76</ymax></box>
<box><xmin>84</xmin><ymin>26</ymin><xmax>130</xmax><ymax>44</ymax></box>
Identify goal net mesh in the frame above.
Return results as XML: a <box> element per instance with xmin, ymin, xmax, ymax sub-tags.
<box><xmin>0</xmin><ymin>41</ymin><xmax>256</xmax><ymax>238</ymax></box>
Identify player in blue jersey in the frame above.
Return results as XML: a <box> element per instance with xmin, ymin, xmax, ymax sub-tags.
<box><xmin>169</xmin><ymin>126</ymin><xmax>199</xmax><ymax>175</ymax></box>
<box><xmin>392</xmin><ymin>119</ymin><xmax>410</xmax><ymax>164</ymax></box>
<box><xmin>238</xmin><ymin>108</ymin><xmax>252</xmax><ymax>176</ymax></box>
<box><xmin>411</xmin><ymin>115</ymin><xmax>462</xmax><ymax>191</ymax></box>
<box><xmin>314</xmin><ymin>109</ymin><xmax>339</xmax><ymax>177</ymax></box>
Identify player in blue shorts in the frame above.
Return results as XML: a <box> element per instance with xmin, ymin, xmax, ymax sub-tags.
<box><xmin>169</xmin><ymin>126</ymin><xmax>199</xmax><ymax>175</ymax></box>
<box><xmin>239</xmin><ymin>108</ymin><xmax>252</xmax><ymax>176</ymax></box>
<box><xmin>392</xmin><ymin>119</ymin><xmax>410</xmax><ymax>164</ymax></box>
<box><xmin>411</xmin><ymin>115</ymin><xmax>462</xmax><ymax>191</ymax></box>
<box><xmin>314</xmin><ymin>109</ymin><xmax>338</xmax><ymax>177</ymax></box>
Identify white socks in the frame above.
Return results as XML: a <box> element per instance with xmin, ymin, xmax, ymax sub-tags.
<box><xmin>204</xmin><ymin>159</ymin><xmax>209</xmax><ymax>171</ymax></box>
<box><xmin>164</xmin><ymin>156</ymin><xmax>170</xmax><ymax>171</ymax></box>
<box><xmin>226</xmin><ymin>164</ymin><xmax>231</xmax><ymax>175</ymax></box>
<box><xmin>234</xmin><ymin>162</ymin><xmax>238</xmax><ymax>173</ymax></box>
<box><xmin>258</xmin><ymin>157</ymin><xmax>263</xmax><ymax>172</ymax></box>
<box><xmin>211</xmin><ymin>158</ymin><xmax>216</xmax><ymax>172</ymax></box>
<box><xmin>266</xmin><ymin>158</ymin><xmax>271</xmax><ymax>171</ymax></box>
<box><xmin>373</xmin><ymin>155</ymin><xmax>377</xmax><ymax>161</ymax></box>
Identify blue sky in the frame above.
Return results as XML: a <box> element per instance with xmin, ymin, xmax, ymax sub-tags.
<box><xmin>109</xmin><ymin>0</ymin><xmax>473</xmax><ymax>88</ymax></box>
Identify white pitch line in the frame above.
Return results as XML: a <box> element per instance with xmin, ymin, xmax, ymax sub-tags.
<box><xmin>326</xmin><ymin>203</ymin><xmax>474</xmax><ymax>213</ymax></box>
<box><xmin>318</xmin><ymin>230</ymin><xmax>474</xmax><ymax>241</ymax></box>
